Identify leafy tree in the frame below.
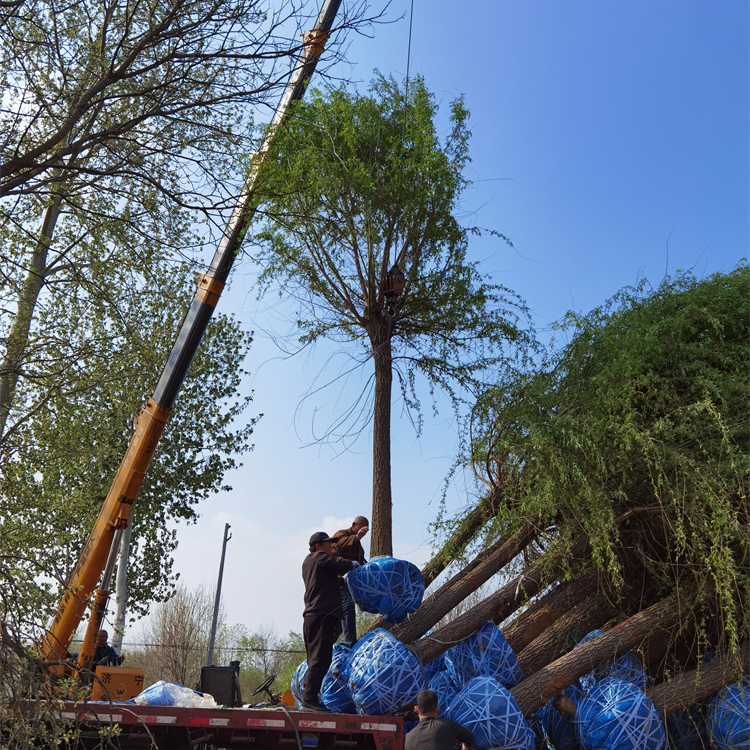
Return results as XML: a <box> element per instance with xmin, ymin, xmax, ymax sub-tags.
<box><xmin>252</xmin><ymin>75</ymin><xmax>533</xmax><ymax>555</ymax></box>
<box><xmin>0</xmin><ymin>258</ymin><xmax>257</xmax><ymax>627</ymax></box>
<box><xmin>469</xmin><ymin>266</ymin><xmax>749</xmax><ymax>655</ymax></box>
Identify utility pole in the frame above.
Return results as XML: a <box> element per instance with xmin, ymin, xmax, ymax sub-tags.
<box><xmin>206</xmin><ymin>523</ymin><xmax>232</xmax><ymax>667</ymax></box>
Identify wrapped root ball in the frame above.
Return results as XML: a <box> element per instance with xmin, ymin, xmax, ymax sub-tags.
<box><xmin>343</xmin><ymin>628</ymin><xmax>390</xmax><ymax>682</ymax></box>
<box><xmin>529</xmin><ymin>712</ymin><xmax>547</xmax><ymax>750</ymax></box>
<box><xmin>541</xmin><ymin>683</ymin><xmax>583</xmax><ymax>750</ymax></box>
<box><xmin>429</xmin><ymin>670</ymin><xmax>459</xmax><ymax>714</ymax></box>
<box><xmin>576</xmin><ymin>677</ymin><xmax>666</xmax><ymax>750</ymax></box>
<box><xmin>706</xmin><ymin>677</ymin><xmax>750</xmax><ymax>750</ymax></box>
<box><xmin>347</xmin><ymin>556</ymin><xmax>424</xmax><ymax>624</ymax></box>
<box><xmin>291</xmin><ymin>660</ymin><xmax>309</xmax><ymax>706</ymax></box>
<box><xmin>447</xmin><ymin>675</ymin><xmax>534</xmax><ymax>750</ymax></box>
<box><xmin>421</xmin><ymin>632</ymin><xmax>448</xmax><ymax>683</ymax></box>
<box><xmin>347</xmin><ymin>629</ymin><xmax>426</xmax><ymax>715</ymax></box>
<box><xmin>583</xmin><ymin>652</ymin><xmax>652</xmax><ymax>693</ymax></box>
<box><xmin>321</xmin><ymin>643</ymin><xmax>355</xmax><ymax>713</ymax></box>
<box><xmin>666</xmin><ymin>706</ymin><xmax>710</xmax><ymax>750</ymax></box>
<box><xmin>445</xmin><ymin>621</ymin><xmax>523</xmax><ymax>688</ymax></box>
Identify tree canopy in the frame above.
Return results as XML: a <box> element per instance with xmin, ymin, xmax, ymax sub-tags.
<box><xmin>252</xmin><ymin>75</ymin><xmax>533</xmax><ymax>555</ymax></box>
<box><xmin>469</xmin><ymin>265</ymin><xmax>749</xmax><ymax>655</ymax></box>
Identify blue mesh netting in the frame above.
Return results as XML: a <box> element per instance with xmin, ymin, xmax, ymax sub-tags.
<box><xmin>428</xmin><ymin>670</ymin><xmax>459</xmax><ymax>713</ymax></box>
<box><xmin>666</xmin><ymin>706</ymin><xmax>710</xmax><ymax>750</ymax></box>
<box><xmin>291</xmin><ymin>659</ymin><xmax>309</xmax><ymax>706</ymax></box>
<box><xmin>575</xmin><ymin>677</ymin><xmax>666</xmax><ymax>750</ymax></box>
<box><xmin>320</xmin><ymin>643</ymin><xmax>355</xmax><ymax>713</ymax></box>
<box><xmin>541</xmin><ymin>683</ymin><xmax>583</xmax><ymax>750</ymax></box>
<box><xmin>581</xmin><ymin>652</ymin><xmax>652</xmax><ymax>694</ymax></box>
<box><xmin>529</xmin><ymin>711</ymin><xmax>548</xmax><ymax>750</ymax></box>
<box><xmin>445</xmin><ymin>621</ymin><xmax>524</xmax><ymax>689</ymax></box>
<box><xmin>347</xmin><ymin>628</ymin><xmax>426</xmax><ymax>715</ymax></box>
<box><xmin>446</xmin><ymin>675</ymin><xmax>534</xmax><ymax>750</ymax></box>
<box><xmin>347</xmin><ymin>556</ymin><xmax>424</xmax><ymax>624</ymax></box>
<box><xmin>706</xmin><ymin>676</ymin><xmax>750</xmax><ymax>750</ymax></box>
<box><xmin>342</xmin><ymin>628</ymin><xmax>387</xmax><ymax>682</ymax></box>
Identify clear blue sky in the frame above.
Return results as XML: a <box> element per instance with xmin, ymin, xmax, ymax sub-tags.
<box><xmin>148</xmin><ymin>0</ymin><xmax>747</xmax><ymax>638</ymax></box>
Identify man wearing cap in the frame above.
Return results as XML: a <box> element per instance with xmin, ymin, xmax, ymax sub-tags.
<box><xmin>301</xmin><ymin>531</ymin><xmax>359</xmax><ymax>712</ymax></box>
<box><xmin>332</xmin><ymin>516</ymin><xmax>369</xmax><ymax>647</ymax></box>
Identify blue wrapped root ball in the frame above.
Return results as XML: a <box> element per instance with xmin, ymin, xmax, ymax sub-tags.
<box><xmin>429</xmin><ymin>670</ymin><xmax>459</xmax><ymax>714</ymax></box>
<box><xmin>582</xmin><ymin>651</ymin><xmax>652</xmax><ymax>694</ymax></box>
<box><xmin>528</xmin><ymin>711</ymin><xmax>547</xmax><ymax>750</ymax></box>
<box><xmin>291</xmin><ymin>660</ymin><xmax>309</xmax><ymax>706</ymax></box>
<box><xmin>347</xmin><ymin>556</ymin><xmax>424</xmax><ymax>624</ymax></box>
<box><xmin>321</xmin><ymin>643</ymin><xmax>355</xmax><ymax>713</ymax></box>
<box><xmin>446</xmin><ymin>675</ymin><xmax>534</xmax><ymax>750</ymax></box>
<box><xmin>576</xmin><ymin>677</ymin><xmax>666</xmax><ymax>750</ymax></box>
<box><xmin>541</xmin><ymin>683</ymin><xmax>583</xmax><ymax>750</ymax></box>
<box><xmin>706</xmin><ymin>676</ymin><xmax>750</xmax><ymax>750</ymax></box>
<box><xmin>666</xmin><ymin>706</ymin><xmax>710</xmax><ymax>750</ymax></box>
<box><xmin>445</xmin><ymin>621</ymin><xmax>523</xmax><ymax>688</ymax></box>
<box><xmin>347</xmin><ymin>628</ymin><xmax>426</xmax><ymax>715</ymax></box>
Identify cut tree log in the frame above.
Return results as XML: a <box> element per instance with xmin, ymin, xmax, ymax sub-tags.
<box><xmin>414</xmin><ymin>533</ymin><xmax>591</xmax><ymax>665</ymax></box>
<box><xmin>516</xmin><ymin>590</ymin><xmax>618</xmax><ymax>676</ymax></box>
<box><xmin>648</xmin><ymin>640</ymin><xmax>750</xmax><ymax>716</ymax></box>
<box><xmin>511</xmin><ymin>593</ymin><xmax>691</xmax><ymax>716</ymax></box>
<box><xmin>503</xmin><ymin>569</ymin><xmax>602</xmax><ymax>655</ymax></box>
<box><xmin>388</xmin><ymin>522</ymin><xmax>537</xmax><ymax>644</ymax></box>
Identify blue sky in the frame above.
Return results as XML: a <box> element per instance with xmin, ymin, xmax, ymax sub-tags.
<box><xmin>134</xmin><ymin>0</ymin><xmax>748</xmax><ymax>639</ymax></box>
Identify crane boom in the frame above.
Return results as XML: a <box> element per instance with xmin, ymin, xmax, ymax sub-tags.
<box><xmin>42</xmin><ymin>0</ymin><xmax>343</xmax><ymax>664</ymax></box>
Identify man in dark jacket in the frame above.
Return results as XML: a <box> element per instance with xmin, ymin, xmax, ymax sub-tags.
<box><xmin>332</xmin><ymin>516</ymin><xmax>368</xmax><ymax>647</ymax></box>
<box><xmin>93</xmin><ymin>630</ymin><xmax>123</xmax><ymax>667</ymax></box>
<box><xmin>301</xmin><ymin>531</ymin><xmax>359</xmax><ymax>712</ymax></box>
<box><xmin>405</xmin><ymin>689</ymin><xmax>474</xmax><ymax>750</ymax></box>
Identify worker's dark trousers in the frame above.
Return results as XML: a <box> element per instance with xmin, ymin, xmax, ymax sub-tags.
<box><xmin>340</xmin><ymin>586</ymin><xmax>357</xmax><ymax>647</ymax></box>
<box><xmin>303</xmin><ymin>614</ymin><xmax>341</xmax><ymax>705</ymax></box>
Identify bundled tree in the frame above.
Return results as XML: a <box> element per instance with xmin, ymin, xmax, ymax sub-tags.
<box><xmin>252</xmin><ymin>75</ymin><xmax>534</xmax><ymax>555</ymax></box>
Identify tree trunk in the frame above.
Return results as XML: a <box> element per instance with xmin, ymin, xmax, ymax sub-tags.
<box><xmin>503</xmin><ymin>569</ymin><xmax>602</xmax><ymax>655</ymax></box>
<box><xmin>516</xmin><ymin>590</ymin><xmax>619</xmax><ymax>676</ymax></box>
<box><xmin>415</xmin><ymin>531</ymin><xmax>588</xmax><ymax>665</ymax></box>
<box><xmin>648</xmin><ymin>640</ymin><xmax>750</xmax><ymax>716</ymax></box>
<box><xmin>370</xmin><ymin>320</ymin><xmax>393</xmax><ymax>557</ymax></box>
<box><xmin>0</xmin><ymin>195</ymin><xmax>62</xmax><ymax>441</ymax></box>
<box><xmin>392</xmin><ymin>522</ymin><xmax>537</xmax><ymax>645</ymax></box>
<box><xmin>421</xmin><ymin>488</ymin><xmax>504</xmax><ymax>588</ymax></box>
<box><xmin>511</xmin><ymin>593</ymin><xmax>690</xmax><ymax>716</ymax></box>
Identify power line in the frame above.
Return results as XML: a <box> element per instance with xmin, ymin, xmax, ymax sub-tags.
<box><xmin>70</xmin><ymin>639</ymin><xmax>304</xmax><ymax>654</ymax></box>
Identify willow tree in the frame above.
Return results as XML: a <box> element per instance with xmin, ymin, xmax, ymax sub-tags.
<box><xmin>252</xmin><ymin>76</ymin><xmax>532</xmax><ymax>555</ymax></box>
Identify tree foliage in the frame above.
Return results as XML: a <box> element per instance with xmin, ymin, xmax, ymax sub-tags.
<box><xmin>252</xmin><ymin>75</ymin><xmax>533</xmax><ymax>555</ymax></box>
<box><xmin>470</xmin><ymin>265</ymin><xmax>749</xmax><ymax>655</ymax></box>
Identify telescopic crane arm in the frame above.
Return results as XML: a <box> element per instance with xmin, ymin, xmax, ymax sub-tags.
<box><xmin>41</xmin><ymin>0</ymin><xmax>343</xmax><ymax>667</ymax></box>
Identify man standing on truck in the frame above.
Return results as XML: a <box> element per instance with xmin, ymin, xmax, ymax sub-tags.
<box><xmin>405</xmin><ymin>689</ymin><xmax>475</xmax><ymax>750</ymax></box>
<box><xmin>94</xmin><ymin>629</ymin><xmax>124</xmax><ymax>667</ymax></box>
<box><xmin>332</xmin><ymin>516</ymin><xmax>369</xmax><ymax>647</ymax></box>
<box><xmin>302</xmin><ymin>532</ymin><xmax>359</xmax><ymax>712</ymax></box>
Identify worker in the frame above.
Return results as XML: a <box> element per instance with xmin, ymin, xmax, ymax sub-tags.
<box><xmin>93</xmin><ymin>629</ymin><xmax>124</xmax><ymax>667</ymax></box>
<box><xmin>332</xmin><ymin>516</ymin><xmax>369</xmax><ymax>647</ymax></box>
<box><xmin>405</xmin><ymin>689</ymin><xmax>475</xmax><ymax>750</ymax></box>
<box><xmin>301</xmin><ymin>531</ymin><xmax>359</xmax><ymax>712</ymax></box>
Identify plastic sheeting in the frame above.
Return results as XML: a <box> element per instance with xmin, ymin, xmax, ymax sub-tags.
<box><xmin>446</xmin><ymin>675</ymin><xmax>534</xmax><ymax>750</ymax></box>
<box><xmin>133</xmin><ymin>681</ymin><xmax>218</xmax><ymax>709</ymax></box>
<box><xmin>575</xmin><ymin>677</ymin><xmax>666</xmax><ymax>750</ymax></box>
<box><xmin>541</xmin><ymin>683</ymin><xmax>583</xmax><ymax>750</ymax></box>
<box><xmin>445</xmin><ymin>621</ymin><xmax>523</xmax><ymax>689</ymax></box>
<box><xmin>291</xmin><ymin>660</ymin><xmax>309</xmax><ymax>706</ymax></box>
<box><xmin>347</xmin><ymin>556</ymin><xmax>424</xmax><ymax>624</ymax></box>
<box><xmin>706</xmin><ymin>676</ymin><xmax>750</xmax><ymax>750</ymax></box>
<box><xmin>666</xmin><ymin>707</ymin><xmax>710</xmax><ymax>750</ymax></box>
<box><xmin>347</xmin><ymin>628</ymin><xmax>426</xmax><ymax>715</ymax></box>
<box><xmin>321</xmin><ymin>643</ymin><xmax>355</xmax><ymax>713</ymax></box>
<box><xmin>428</xmin><ymin>670</ymin><xmax>459</xmax><ymax>714</ymax></box>
<box><xmin>581</xmin><ymin>652</ymin><xmax>652</xmax><ymax>694</ymax></box>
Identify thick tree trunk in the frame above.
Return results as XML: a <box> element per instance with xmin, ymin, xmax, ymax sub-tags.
<box><xmin>511</xmin><ymin>593</ymin><xmax>690</xmax><ymax>716</ymax></box>
<box><xmin>503</xmin><ymin>569</ymin><xmax>602</xmax><ymax>655</ymax></box>
<box><xmin>415</xmin><ymin>531</ymin><xmax>588</xmax><ymax>665</ymax></box>
<box><xmin>0</xmin><ymin>195</ymin><xmax>62</xmax><ymax>441</ymax></box>
<box><xmin>392</xmin><ymin>522</ymin><xmax>537</xmax><ymax>645</ymax></box>
<box><xmin>421</xmin><ymin>488</ymin><xmax>504</xmax><ymax>588</ymax></box>
<box><xmin>648</xmin><ymin>640</ymin><xmax>750</xmax><ymax>716</ymax></box>
<box><xmin>516</xmin><ymin>590</ymin><xmax>619</xmax><ymax>676</ymax></box>
<box><xmin>370</xmin><ymin>324</ymin><xmax>393</xmax><ymax>557</ymax></box>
